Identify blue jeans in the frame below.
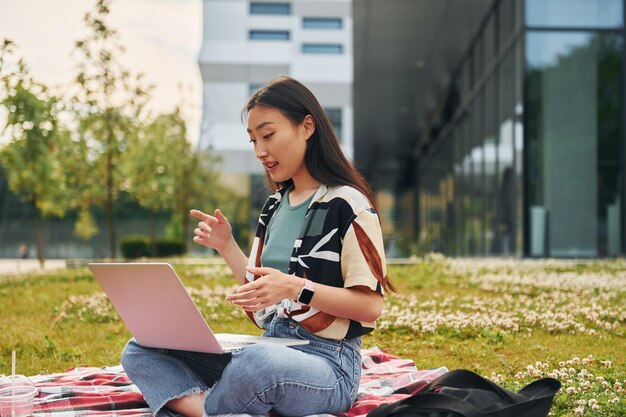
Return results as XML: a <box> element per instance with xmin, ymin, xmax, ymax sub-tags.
<box><xmin>121</xmin><ymin>315</ymin><xmax>362</xmax><ymax>416</ymax></box>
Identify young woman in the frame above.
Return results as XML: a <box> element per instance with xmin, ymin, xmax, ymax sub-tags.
<box><xmin>121</xmin><ymin>76</ymin><xmax>391</xmax><ymax>417</ymax></box>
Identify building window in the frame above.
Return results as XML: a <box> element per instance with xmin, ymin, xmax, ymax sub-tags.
<box><xmin>526</xmin><ymin>0</ymin><xmax>623</xmax><ymax>28</ymax></box>
<box><xmin>250</xmin><ymin>2</ymin><xmax>290</xmax><ymax>15</ymax></box>
<box><xmin>249</xmin><ymin>30</ymin><xmax>290</xmax><ymax>41</ymax></box>
<box><xmin>302</xmin><ymin>43</ymin><xmax>343</xmax><ymax>54</ymax></box>
<box><xmin>525</xmin><ymin>31</ymin><xmax>624</xmax><ymax>257</ymax></box>
<box><xmin>249</xmin><ymin>83</ymin><xmax>264</xmax><ymax>96</ymax></box>
<box><xmin>324</xmin><ymin>108</ymin><xmax>342</xmax><ymax>141</ymax></box>
<box><xmin>303</xmin><ymin>17</ymin><xmax>343</xmax><ymax>29</ymax></box>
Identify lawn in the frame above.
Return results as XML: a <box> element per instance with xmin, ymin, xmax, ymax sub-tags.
<box><xmin>0</xmin><ymin>256</ymin><xmax>624</xmax><ymax>416</ymax></box>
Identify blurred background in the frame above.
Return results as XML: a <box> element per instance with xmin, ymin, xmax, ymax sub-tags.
<box><xmin>0</xmin><ymin>0</ymin><xmax>624</xmax><ymax>262</ymax></box>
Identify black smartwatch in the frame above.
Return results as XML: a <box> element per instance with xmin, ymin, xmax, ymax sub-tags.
<box><xmin>297</xmin><ymin>279</ymin><xmax>315</xmax><ymax>305</ymax></box>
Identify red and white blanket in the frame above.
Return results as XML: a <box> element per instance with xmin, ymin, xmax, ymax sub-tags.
<box><xmin>29</xmin><ymin>347</ymin><xmax>448</xmax><ymax>417</ymax></box>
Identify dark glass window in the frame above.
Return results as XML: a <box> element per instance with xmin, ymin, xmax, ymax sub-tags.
<box><xmin>462</xmin><ymin>113</ymin><xmax>474</xmax><ymax>255</ymax></box>
<box><xmin>526</xmin><ymin>31</ymin><xmax>624</xmax><ymax>256</ymax></box>
<box><xmin>514</xmin><ymin>40</ymin><xmax>524</xmax><ymax>257</ymax></box>
<box><xmin>484</xmin><ymin>74</ymin><xmax>497</xmax><ymax>255</ymax></box>
<box><xmin>498</xmin><ymin>0</ymin><xmax>514</xmax><ymax>48</ymax></box>
<box><xmin>303</xmin><ymin>17</ymin><xmax>343</xmax><ymax>29</ymax></box>
<box><xmin>249</xmin><ymin>83</ymin><xmax>264</xmax><ymax>96</ymax></box>
<box><xmin>459</xmin><ymin>61</ymin><xmax>471</xmax><ymax>101</ymax></box>
<box><xmin>468</xmin><ymin>90</ymin><xmax>485</xmax><ymax>255</ymax></box>
<box><xmin>302</xmin><ymin>44</ymin><xmax>343</xmax><ymax>54</ymax></box>
<box><xmin>324</xmin><ymin>108</ymin><xmax>342</xmax><ymax>141</ymax></box>
<box><xmin>250</xmin><ymin>2</ymin><xmax>290</xmax><ymax>15</ymax></box>
<box><xmin>526</xmin><ymin>0</ymin><xmax>623</xmax><ymax>28</ymax></box>
<box><xmin>249</xmin><ymin>30</ymin><xmax>289</xmax><ymax>41</ymax></box>
<box><xmin>485</xmin><ymin>16</ymin><xmax>496</xmax><ymax>63</ymax></box>
<box><xmin>497</xmin><ymin>48</ymin><xmax>515</xmax><ymax>256</ymax></box>
<box><xmin>472</xmin><ymin>37</ymin><xmax>483</xmax><ymax>86</ymax></box>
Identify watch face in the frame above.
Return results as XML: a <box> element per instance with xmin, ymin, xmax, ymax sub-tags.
<box><xmin>298</xmin><ymin>288</ymin><xmax>314</xmax><ymax>305</ymax></box>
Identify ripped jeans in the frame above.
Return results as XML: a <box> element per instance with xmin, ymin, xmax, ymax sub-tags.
<box><xmin>121</xmin><ymin>316</ymin><xmax>362</xmax><ymax>416</ymax></box>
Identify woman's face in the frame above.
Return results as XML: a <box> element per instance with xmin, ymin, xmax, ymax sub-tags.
<box><xmin>247</xmin><ymin>105</ymin><xmax>314</xmax><ymax>184</ymax></box>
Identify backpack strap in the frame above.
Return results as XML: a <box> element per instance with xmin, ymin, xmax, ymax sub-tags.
<box><xmin>367</xmin><ymin>392</ymin><xmax>483</xmax><ymax>417</ymax></box>
<box><xmin>518</xmin><ymin>377</ymin><xmax>561</xmax><ymax>399</ymax></box>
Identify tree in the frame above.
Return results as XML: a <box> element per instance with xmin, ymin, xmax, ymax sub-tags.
<box><xmin>123</xmin><ymin>111</ymin><xmax>184</xmax><ymax>255</ymax></box>
<box><xmin>123</xmin><ymin>108</ymin><xmax>224</xmax><ymax>253</ymax></box>
<box><xmin>54</xmin><ymin>126</ymin><xmax>100</xmax><ymax>244</ymax></box>
<box><xmin>72</xmin><ymin>0</ymin><xmax>151</xmax><ymax>257</ymax></box>
<box><xmin>0</xmin><ymin>39</ymin><xmax>67</xmax><ymax>266</ymax></box>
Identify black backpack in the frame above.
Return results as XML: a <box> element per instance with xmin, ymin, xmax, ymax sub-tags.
<box><xmin>367</xmin><ymin>369</ymin><xmax>561</xmax><ymax>417</ymax></box>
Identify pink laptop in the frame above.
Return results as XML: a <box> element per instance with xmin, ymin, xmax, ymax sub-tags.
<box><xmin>88</xmin><ymin>263</ymin><xmax>308</xmax><ymax>354</ymax></box>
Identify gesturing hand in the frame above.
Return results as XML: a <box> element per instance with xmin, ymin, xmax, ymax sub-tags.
<box><xmin>190</xmin><ymin>209</ymin><xmax>232</xmax><ymax>252</ymax></box>
<box><xmin>226</xmin><ymin>266</ymin><xmax>301</xmax><ymax>312</ymax></box>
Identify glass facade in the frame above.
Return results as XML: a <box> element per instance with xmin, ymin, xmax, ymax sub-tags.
<box><xmin>324</xmin><ymin>108</ymin><xmax>343</xmax><ymax>141</ymax></box>
<box><xmin>414</xmin><ymin>0</ymin><xmax>625</xmax><ymax>257</ymax></box>
<box><xmin>526</xmin><ymin>32</ymin><xmax>624</xmax><ymax>256</ymax></box>
<box><xmin>526</xmin><ymin>0</ymin><xmax>623</xmax><ymax>29</ymax></box>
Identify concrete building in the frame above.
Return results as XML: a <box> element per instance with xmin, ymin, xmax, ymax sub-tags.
<box><xmin>198</xmin><ymin>0</ymin><xmax>354</xmax><ymax>180</ymax></box>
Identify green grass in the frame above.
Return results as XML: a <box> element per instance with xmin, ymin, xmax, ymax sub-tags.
<box><xmin>0</xmin><ymin>257</ymin><xmax>624</xmax><ymax>416</ymax></box>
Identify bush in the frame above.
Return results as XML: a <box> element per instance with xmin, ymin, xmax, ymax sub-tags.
<box><xmin>120</xmin><ymin>236</ymin><xmax>185</xmax><ymax>258</ymax></box>
<box><xmin>120</xmin><ymin>235</ymin><xmax>150</xmax><ymax>259</ymax></box>
<box><xmin>156</xmin><ymin>238</ymin><xmax>185</xmax><ymax>257</ymax></box>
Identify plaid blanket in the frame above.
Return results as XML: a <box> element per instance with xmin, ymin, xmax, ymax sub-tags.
<box><xmin>29</xmin><ymin>347</ymin><xmax>448</xmax><ymax>417</ymax></box>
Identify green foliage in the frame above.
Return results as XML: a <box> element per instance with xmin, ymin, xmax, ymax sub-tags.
<box><xmin>0</xmin><ymin>5</ymin><xmax>243</xmax><ymax>260</ymax></box>
<box><xmin>165</xmin><ymin>214</ymin><xmax>184</xmax><ymax>241</ymax></box>
<box><xmin>217</xmin><ymin>190</ymin><xmax>251</xmax><ymax>250</ymax></box>
<box><xmin>0</xmin><ymin>42</ymin><xmax>65</xmax><ymax>216</ymax></box>
<box><xmin>119</xmin><ymin>235</ymin><xmax>150</xmax><ymax>259</ymax></box>
<box><xmin>121</xmin><ymin>108</ymin><xmax>215</xmax><ymax>250</ymax></box>
<box><xmin>0</xmin><ymin>38</ymin><xmax>69</xmax><ymax>265</ymax></box>
<box><xmin>71</xmin><ymin>0</ymin><xmax>153</xmax><ymax>257</ymax></box>
<box><xmin>119</xmin><ymin>235</ymin><xmax>185</xmax><ymax>258</ymax></box>
<box><xmin>155</xmin><ymin>238</ymin><xmax>185</xmax><ymax>257</ymax></box>
<box><xmin>74</xmin><ymin>208</ymin><xmax>99</xmax><ymax>241</ymax></box>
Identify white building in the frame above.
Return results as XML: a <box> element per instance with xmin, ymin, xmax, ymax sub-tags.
<box><xmin>198</xmin><ymin>0</ymin><xmax>354</xmax><ymax>176</ymax></box>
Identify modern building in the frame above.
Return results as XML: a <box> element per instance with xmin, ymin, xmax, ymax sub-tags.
<box><xmin>354</xmin><ymin>0</ymin><xmax>625</xmax><ymax>258</ymax></box>
<box><xmin>198</xmin><ymin>0</ymin><xmax>354</xmax><ymax>179</ymax></box>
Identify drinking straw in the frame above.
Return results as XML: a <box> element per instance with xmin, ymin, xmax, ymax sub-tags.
<box><xmin>11</xmin><ymin>350</ymin><xmax>16</xmax><ymax>417</ymax></box>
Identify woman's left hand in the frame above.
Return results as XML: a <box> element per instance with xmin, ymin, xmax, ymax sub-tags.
<box><xmin>226</xmin><ymin>266</ymin><xmax>300</xmax><ymax>311</ymax></box>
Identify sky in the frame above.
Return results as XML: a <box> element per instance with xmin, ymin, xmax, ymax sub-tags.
<box><xmin>0</xmin><ymin>0</ymin><xmax>203</xmax><ymax>145</ymax></box>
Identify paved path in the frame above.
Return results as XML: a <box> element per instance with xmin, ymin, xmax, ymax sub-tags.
<box><xmin>0</xmin><ymin>259</ymin><xmax>67</xmax><ymax>276</ymax></box>
<box><xmin>0</xmin><ymin>257</ymin><xmax>421</xmax><ymax>277</ymax></box>
<box><xmin>0</xmin><ymin>257</ymin><xmax>218</xmax><ymax>277</ymax></box>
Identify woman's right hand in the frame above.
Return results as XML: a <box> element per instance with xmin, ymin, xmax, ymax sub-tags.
<box><xmin>190</xmin><ymin>209</ymin><xmax>232</xmax><ymax>252</ymax></box>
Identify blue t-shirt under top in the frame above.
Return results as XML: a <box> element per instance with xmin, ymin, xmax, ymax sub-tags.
<box><xmin>260</xmin><ymin>189</ymin><xmax>314</xmax><ymax>273</ymax></box>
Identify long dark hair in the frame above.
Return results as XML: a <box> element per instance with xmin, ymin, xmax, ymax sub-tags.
<box><xmin>243</xmin><ymin>76</ymin><xmax>396</xmax><ymax>293</ymax></box>
<box><xmin>243</xmin><ymin>76</ymin><xmax>377</xmax><ymax>211</ymax></box>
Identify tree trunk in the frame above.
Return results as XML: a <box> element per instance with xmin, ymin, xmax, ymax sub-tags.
<box><xmin>151</xmin><ymin>212</ymin><xmax>157</xmax><ymax>257</ymax></box>
<box><xmin>179</xmin><ymin>156</ymin><xmax>196</xmax><ymax>251</ymax></box>
<box><xmin>32</xmin><ymin>201</ymin><xmax>45</xmax><ymax>269</ymax></box>
<box><xmin>106</xmin><ymin>113</ymin><xmax>117</xmax><ymax>259</ymax></box>
<box><xmin>106</xmin><ymin>148</ymin><xmax>116</xmax><ymax>258</ymax></box>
